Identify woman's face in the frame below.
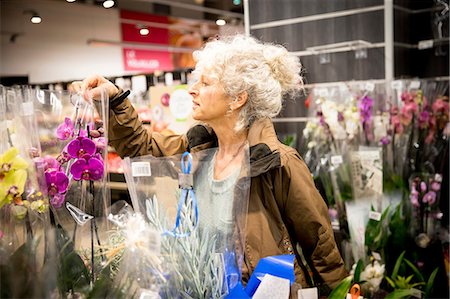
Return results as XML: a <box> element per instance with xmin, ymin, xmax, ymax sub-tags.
<box><xmin>188</xmin><ymin>70</ymin><xmax>231</xmax><ymax>124</ymax></box>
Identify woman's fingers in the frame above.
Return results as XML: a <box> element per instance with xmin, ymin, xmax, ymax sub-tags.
<box><xmin>71</xmin><ymin>75</ymin><xmax>119</xmax><ymax>101</ymax></box>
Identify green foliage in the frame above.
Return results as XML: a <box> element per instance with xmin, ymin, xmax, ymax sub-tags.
<box><xmin>388</xmin><ymin>203</ymin><xmax>409</xmax><ymax>250</ymax></box>
<box><xmin>365</xmin><ymin>205</ymin><xmax>390</xmax><ymax>254</ymax></box>
<box><xmin>386</xmin><ymin>250</ymin><xmax>439</xmax><ymax>299</ymax></box>
<box><xmin>353</xmin><ymin>259</ymin><xmax>364</xmax><ymax>283</ymax></box>
<box><xmin>328</xmin><ymin>275</ymin><xmax>353</xmax><ymax>299</ymax></box>
<box><xmin>0</xmin><ymin>238</ymin><xmax>40</xmax><ymax>298</ymax></box>
<box><xmin>385</xmin><ymin>288</ymin><xmax>422</xmax><ymax>299</ymax></box>
<box><xmin>424</xmin><ymin>268</ymin><xmax>439</xmax><ymax>298</ymax></box>
<box><xmin>55</xmin><ymin>224</ymin><xmax>91</xmax><ymax>295</ymax></box>
<box><xmin>383</xmin><ymin>172</ymin><xmax>405</xmax><ymax>194</ymax></box>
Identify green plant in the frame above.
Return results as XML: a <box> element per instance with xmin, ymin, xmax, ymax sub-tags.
<box><xmin>385</xmin><ymin>251</ymin><xmax>439</xmax><ymax>299</ymax></box>
<box><xmin>328</xmin><ymin>259</ymin><xmax>364</xmax><ymax>299</ymax></box>
<box><xmin>365</xmin><ymin>205</ymin><xmax>390</xmax><ymax>257</ymax></box>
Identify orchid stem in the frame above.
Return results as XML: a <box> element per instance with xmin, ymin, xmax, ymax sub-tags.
<box><xmin>6</xmin><ymin>127</ymin><xmax>13</xmax><ymax>147</ymax></box>
<box><xmin>90</xmin><ymin>179</ymin><xmax>95</xmax><ymax>283</ymax></box>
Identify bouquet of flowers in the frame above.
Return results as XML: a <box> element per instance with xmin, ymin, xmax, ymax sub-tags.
<box><xmin>121</xmin><ymin>147</ymin><xmax>251</xmax><ymax>297</ymax></box>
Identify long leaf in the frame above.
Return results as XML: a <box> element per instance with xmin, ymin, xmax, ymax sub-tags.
<box><xmin>392</xmin><ymin>251</ymin><xmax>405</xmax><ymax>279</ymax></box>
<box><xmin>385</xmin><ymin>276</ymin><xmax>396</xmax><ymax>289</ymax></box>
<box><xmin>404</xmin><ymin>258</ymin><xmax>424</xmax><ymax>282</ymax></box>
<box><xmin>424</xmin><ymin>268</ymin><xmax>439</xmax><ymax>298</ymax></box>
<box><xmin>385</xmin><ymin>288</ymin><xmax>422</xmax><ymax>299</ymax></box>
<box><xmin>353</xmin><ymin>259</ymin><xmax>364</xmax><ymax>283</ymax></box>
<box><xmin>328</xmin><ymin>276</ymin><xmax>352</xmax><ymax>299</ymax></box>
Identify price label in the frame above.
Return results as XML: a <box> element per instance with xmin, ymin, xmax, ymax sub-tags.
<box><xmin>418</xmin><ymin>39</ymin><xmax>433</xmax><ymax>50</ymax></box>
<box><xmin>364</xmin><ymin>82</ymin><xmax>375</xmax><ymax>92</ymax></box>
<box><xmin>331</xmin><ymin>155</ymin><xmax>343</xmax><ymax>166</ymax></box>
<box><xmin>317</xmin><ymin>88</ymin><xmax>329</xmax><ymax>98</ymax></box>
<box><xmin>131</xmin><ymin>162</ymin><xmax>152</xmax><ymax>177</ymax></box>
<box><xmin>409</xmin><ymin>80</ymin><xmax>421</xmax><ymax>89</ymax></box>
<box><xmin>369</xmin><ymin>211</ymin><xmax>382</xmax><ymax>221</ymax></box>
<box><xmin>391</xmin><ymin>80</ymin><xmax>403</xmax><ymax>90</ymax></box>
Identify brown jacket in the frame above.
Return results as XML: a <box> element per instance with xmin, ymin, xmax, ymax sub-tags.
<box><xmin>109</xmin><ymin>98</ymin><xmax>348</xmax><ymax>294</ymax></box>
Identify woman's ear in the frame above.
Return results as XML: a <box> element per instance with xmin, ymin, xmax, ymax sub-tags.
<box><xmin>231</xmin><ymin>91</ymin><xmax>248</xmax><ymax>110</ymax></box>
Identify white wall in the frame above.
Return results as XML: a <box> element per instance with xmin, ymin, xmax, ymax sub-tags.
<box><xmin>0</xmin><ymin>0</ymin><xmax>123</xmax><ymax>84</ymax></box>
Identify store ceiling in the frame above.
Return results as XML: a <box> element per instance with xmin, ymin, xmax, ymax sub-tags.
<box><xmin>61</xmin><ymin>0</ymin><xmax>244</xmax><ymax>22</ymax></box>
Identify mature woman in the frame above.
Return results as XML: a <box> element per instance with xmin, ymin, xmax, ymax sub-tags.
<box><xmin>74</xmin><ymin>35</ymin><xmax>347</xmax><ymax>296</ymax></box>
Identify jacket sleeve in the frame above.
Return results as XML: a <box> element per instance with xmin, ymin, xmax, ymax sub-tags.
<box><xmin>279</xmin><ymin>151</ymin><xmax>348</xmax><ymax>289</ymax></box>
<box><xmin>108</xmin><ymin>97</ymin><xmax>188</xmax><ymax>158</ymax></box>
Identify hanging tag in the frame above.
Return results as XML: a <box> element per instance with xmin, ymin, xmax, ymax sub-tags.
<box><xmin>391</xmin><ymin>80</ymin><xmax>403</xmax><ymax>90</ymax></box>
<box><xmin>317</xmin><ymin>88</ymin><xmax>329</xmax><ymax>98</ymax></box>
<box><xmin>331</xmin><ymin>155</ymin><xmax>343</xmax><ymax>166</ymax></box>
<box><xmin>409</xmin><ymin>80</ymin><xmax>421</xmax><ymax>89</ymax></box>
<box><xmin>418</xmin><ymin>39</ymin><xmax>433</xmax><ymax>50</ymax></box>
<box><xmin>178</xmin><ymin>173</ymin><xmax>193</xmax><ymax>189</ymax></box>
<box><xmin>66</xmin><ymin>202</ymin><xmax>94</xmax><ymax>226</ymax></box>
<box><xmin>132</xmin><ymin>161</ymin><xmax>152</xmax><ymax>177</ymax></box>
<box><xmin>298</xmin><ymin>287</ymin><xmax>318</xmax><ymax>299</ymax></box>
<box><xmin>364</xmin><ymin>82</ymin><xmax>375</xmax><ymax>92</ymax></box>
<box><xmin>369</xmin><ymin>210</ymin><xmax>382</xmax><ymax>221</ymax></box>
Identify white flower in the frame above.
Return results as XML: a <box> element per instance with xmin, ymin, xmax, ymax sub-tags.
<box><xmin>360</xmin><ymin>261</ymin><xmax>385</xmax><ymax>293</ymax></box>
<box><xmin>307</xmin><ymin>141</ymin><xmax>317</xmax><ymax>149</ymax></box>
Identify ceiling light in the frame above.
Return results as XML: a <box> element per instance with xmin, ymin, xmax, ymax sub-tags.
<box><xmin>66</xmin><ymin>0</ymin><xmax>76</xmax><ymax>2</ymax></box>
<box><xmin>23</xmin><ymin>10</ymin><xmax>42</xmax><ymax>24</ymax></box>
<box><xmin>103</xmin><ymin>0</ymin><xmax>115</xmax><ymax>8</ymax></box>
<box><xmin>31</xmin><ymin>15</ymin><xmax>42</xmax><ymax>24</ymax></box>
<box><xmin>216</xmin><ymin>19</ymin><xmax>226</xmax><ymax>26</ymax></box>
<box><xmin>139</xmin><ymin>28</ymin><xmax>150</xmax><ymax>36</ymax></box>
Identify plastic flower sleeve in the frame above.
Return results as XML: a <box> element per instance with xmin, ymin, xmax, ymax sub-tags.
<box><xmin>122</xmin><ymin>146</ymin><xmax>251</xmax><ymax>297</ymax></box>
<box><xmin>30</xmin><ymin>88</ymin><xmax>110</xmax><ymax>219</ymax></box>
<box><xmin>0</xmin><ymin>85</ymin><xmax>45</xmax><ymax>252</ymax></box>
<box><xmin>28</xmin><ymin>87</ymin><xmax>111</xmax><ymax>284</ymax></box>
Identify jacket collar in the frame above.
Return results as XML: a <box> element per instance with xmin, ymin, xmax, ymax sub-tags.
<box><xmin>188</xmin><ymin>118</ymin><xmax>281</xmax><ymax>177</ymax></box>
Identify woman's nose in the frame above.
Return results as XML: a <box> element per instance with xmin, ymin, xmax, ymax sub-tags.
<box><xmin>188</xmin><ymin>84</ymin><xmax>199</xmax><ymax>97</ymax></box>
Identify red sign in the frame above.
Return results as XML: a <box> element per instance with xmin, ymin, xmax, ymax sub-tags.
<box><xmin>122</xmin><ymin>48</ymin><xmax>173</xmax><ymax>72</ymax></box>
<box><xmin>121</xmin><ymin>10</ymin><xmax>172</xmax><ymax>72</ymax></box>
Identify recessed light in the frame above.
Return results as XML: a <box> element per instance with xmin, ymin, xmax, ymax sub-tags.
<box><xmin>216</xmin><ymin>19</ymin><xmax>226</xmax><ymax>26</ymax></box>
<box><xmin>31</xmin><ymin>16</ymin><xmax>42</xmax><ymax>24</ymax></box>
<box><xmin>103</xmin><ymin>0</ymin><xmax>114</xmax><ymax>8</ymax></box>
<box><xmin>140</xmin><ymin>28</ymin><xmax>149</xmax><ymax>35</ymax></box>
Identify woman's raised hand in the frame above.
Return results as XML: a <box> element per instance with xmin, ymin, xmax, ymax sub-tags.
<box><xmin>71</xmin><ymin>74</ymin><xmax>119</xmax><ymax>101</ymax></box>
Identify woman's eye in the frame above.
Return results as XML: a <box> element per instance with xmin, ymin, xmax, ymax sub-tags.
<box><xmin>201</xmin><ymin>81</ymin><xmax>208</xmax><ymax>86</ymax></box>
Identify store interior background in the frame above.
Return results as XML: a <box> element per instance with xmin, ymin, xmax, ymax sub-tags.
<box><xmin>1</xmin><ymin>0</ymin><xmax>449</xmax><ymax>296</ymax></box>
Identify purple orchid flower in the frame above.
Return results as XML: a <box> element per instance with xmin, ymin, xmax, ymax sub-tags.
<box><xmin>380</xmin><ymin>136</ymin><xmax>391</xmax><ymax>145</ymax></box>
<box><xmin>56</xmin><ymin>117</ymin><xmax>74</xmax><ymax>140</ymax></box>
<box><xmin>418</xmin><ymin>111</ymin><xmax>430</xmax><ymax>129</ymax></box>
<box><xmin>45</xmin><ymin>170</ymin><xmax>69</xmax><ymax>208</ymax></box>
<box><xmin>431</xmin><ymin>181</ymin><xmax>441</xmax><ymax>192</ymax></box>
<box><xmin>359</xmin><ymin>95</ymin><xmax>374</xmax><ymax>123</ymax></box>
<box><xmin>67</xmin><ymin>137</ymin><xmax>96</xmax><ymax>159</ymax></box>
<box><xmin>420</xmin><ymin>181</ymin><xmax>427</xmax><ymax>192</ymax></box>
<box><xmin>70</xmin><ymin>155</ymin><xmax>104</xmax><ymax>181</ymax></box>
<box><xmin>423</xmin><ymin>191</ymin><xmax>437</xmax><ymax>205</ymax></box>
<box><xmin>50</xmin><ymin>193</ymin><xmax>66</xmax><ymax>209</ymax></box>
<box><xmin>94</xmin><ymin>137</ymin><xmax>106</xmax><ymax>153</ymax></box>
<box><xmin>43</xmin><ymin>155</ymin><xmax>60</xmax><ymax>171</ymax></box>
<box><xmin>410</xmin><ymin>187</ymin><xmax>419</xmax><ymax>207</ymax></box>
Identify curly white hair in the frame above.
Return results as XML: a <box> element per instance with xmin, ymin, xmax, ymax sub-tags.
<box><xmin>193</xmin><ymin>34</ymin><xmax>303</xmax><ymax>131</ymax></box>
